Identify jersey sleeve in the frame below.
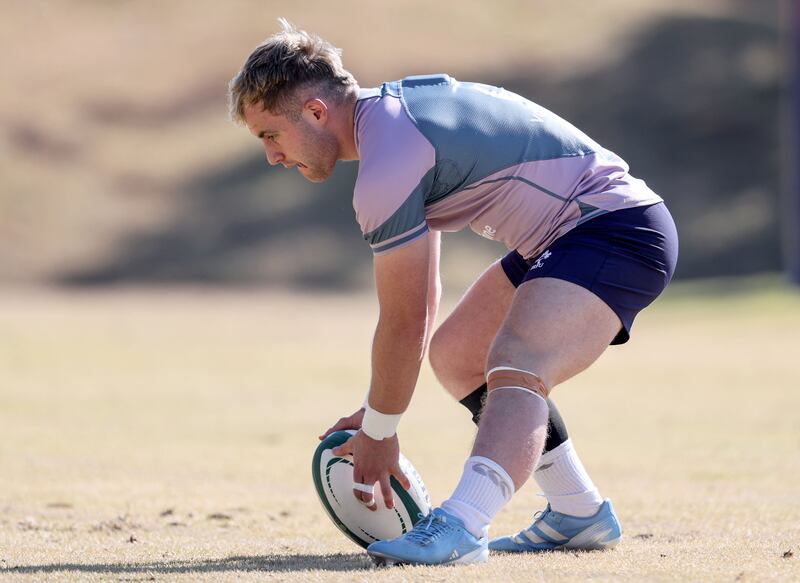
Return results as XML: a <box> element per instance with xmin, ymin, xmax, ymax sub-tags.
<box><xmin>353</xmin><ymin>94</ymin><xmax>436</xmax><ymax>255</ymax></box>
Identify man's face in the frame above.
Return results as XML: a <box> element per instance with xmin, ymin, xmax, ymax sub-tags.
<box><xmin>243</xmin><ymin>100</ymin><xmax>339</xmax><ymax>183</ymax></box>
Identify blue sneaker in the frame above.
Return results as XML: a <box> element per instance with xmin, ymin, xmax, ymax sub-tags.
<box><xmin>489</xmin><ymin>499</ymin><xmax>622</xmax><ymax>552</ymax></box>
<box><xmin>367</xmin><ymin>508</ymin><xmax>489</xmax><ymax>566</ymax></box>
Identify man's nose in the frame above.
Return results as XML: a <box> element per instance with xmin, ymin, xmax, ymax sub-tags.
<box><xmin>265</xmin><ymin>148</ymin><xmax>284</xmax><ymax>166</ymax></box>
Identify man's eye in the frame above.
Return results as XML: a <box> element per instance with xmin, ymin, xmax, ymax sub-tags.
<box><xmin>267</xmin><ymin>135</ymin><xmax>277</xmax><ymax>143</ymax></box>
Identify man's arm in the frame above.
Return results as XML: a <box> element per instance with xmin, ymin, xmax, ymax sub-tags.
<box><xmin>367</xmin><ymin>233</ymin><xmax>431</xmax><ymax>415</ymax></box>
<box><xmin>318</xmin><ymin>231</ymin><xmax>438</xmax><ymax>443</ymax></box>
<box><xmin>424</xmin><ymin>231</ymin><xmax>442</xmax><ymax>356</ymax></box>
<box><xmin>331</xmin><ymin>232</ymin><xmax>429</xmax><ymax>509</ymax></box>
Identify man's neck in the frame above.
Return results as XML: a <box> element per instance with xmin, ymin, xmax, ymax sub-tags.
<box><xmin>337</xmin><ymin>88</ymin><xmax>360</xmax><ymax>162</ymax></box>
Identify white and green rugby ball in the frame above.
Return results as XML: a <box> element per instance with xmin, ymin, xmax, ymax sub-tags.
<box><xmin>312</xmin><ymin>430</ymin><xmax>431</xmax><ymax>549</ymax></box>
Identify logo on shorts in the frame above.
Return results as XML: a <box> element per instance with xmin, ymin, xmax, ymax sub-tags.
<box><xmin>481</xmin><ymin>225</ymin><xmax>497</xmax><ymax>240</ymax></box>
<box><xmin>530</xmin><ymin>250</ymin><xmax>552</xmax><ymax>270</ymax></box>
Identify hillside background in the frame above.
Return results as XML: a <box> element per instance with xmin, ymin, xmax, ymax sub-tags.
<box><xmin>0</xmin><ymin>0</ymin><xmax>790</xmax><ymax>291</ymax></box>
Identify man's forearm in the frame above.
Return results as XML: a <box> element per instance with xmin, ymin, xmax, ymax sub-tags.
<box><xmin>423</xmin><ymin>231</ymin><xmax>442</xmax><ymax>355</ymax></box>
<box><xmin>368</xmin><ymin>315</ymin><xmax>427</xmax><ymax>415</ymax></box>
<box><xmin>424</xmin><ymin>281</ymin><xmax>441</xmax><ymax>355</ymax></box>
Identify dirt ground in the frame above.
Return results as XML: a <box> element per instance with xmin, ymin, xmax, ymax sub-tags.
<box><xmin>0</xmin><ymin>279</ymin><xmax>798</xmax><ymax>581</ymax></box>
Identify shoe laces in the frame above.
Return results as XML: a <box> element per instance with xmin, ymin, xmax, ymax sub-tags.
<box><xmin>406</xmin><ymin>512</ymin><xmax>454</xmax><ymax>545</ymax></box>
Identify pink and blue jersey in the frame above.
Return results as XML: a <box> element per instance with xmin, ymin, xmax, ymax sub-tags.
<box><xmin>353</xmin><ymin>74</ymin><xmax>662</xmax><ymax>258</ymax></box>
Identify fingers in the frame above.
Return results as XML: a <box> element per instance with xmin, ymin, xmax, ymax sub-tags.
<box><xmin>331</xmin><ymin>436</ymin><xmax>354</xmax><ymax>457</ymax></box>
<box><xmin>393</xmin><ymin>466</ymin><xmax>412</xmax><ymax>491</ymax></box>
<box><xmin>319</xmin><ymin>417</ymin><xmax>348</xmax><ymax>440</ymax></box>
<box><xmin>319</xmin><ymin>411</ymin><xmax>364</xmax><ymax>440</ymax></box>
<box><xmin>354</xmin><ymin>477</ymin><xmax>396</xmax><ymax>511</ymax></box>
<box><xmin>379</xmin><ymin>475</ymin><xmax>394</xmax><ymax>509</ymax></box>
<box><xmin>352</xmin><ymin>480</ymin><xmax>377</xmax><ymax>511</ymax></box>
<box><xmin>319</xmin><ymin>427</ymin><xmax>334</xmax><ymax>440</ymax></box>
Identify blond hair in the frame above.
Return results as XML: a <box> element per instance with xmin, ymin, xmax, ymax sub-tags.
<box><xmin>228</xmin><ymin>19</ymin><xmax>357</xmax><ymax>123</ymax></box>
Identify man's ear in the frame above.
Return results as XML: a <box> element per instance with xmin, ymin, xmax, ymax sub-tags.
<box><xmin>303</xmin><ymin>98</ymin><xmax>329</xmax><ymax>125</ymax></box>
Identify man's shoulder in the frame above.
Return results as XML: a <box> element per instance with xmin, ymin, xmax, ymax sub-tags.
<box><xmin>399</xmin><ymin>74</ymin><xmax>453</xmax><ymax>89</ymax></box>
<box><xmin>354</xmin><ymin>82</ymin><xmax>435</xmax><ymax>181</ymax></box>
<box><xmin>357</xmin><ymin>74</ymin><xmax>454</xmax><ymax>101</ymax></box>
<box><xmin>352</xmin><ymin>79</ymin><xmax>438</xmax><ymax>238</ymax></box>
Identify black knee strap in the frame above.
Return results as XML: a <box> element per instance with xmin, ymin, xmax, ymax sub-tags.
<box><xmin>458</xmin><ymin>385</ymin><xmax>487</xmax><ymax>426</ymax></box>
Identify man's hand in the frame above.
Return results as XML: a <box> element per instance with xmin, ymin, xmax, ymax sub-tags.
<box><xmin>319</xmin><ymin>408</ymin><xmax>365</xmax><ymax>441</ymax></box>
<box><xmin>331</xmin><ymin>431</ymin><xmax>411</xmax><ymax>511</ymax></box>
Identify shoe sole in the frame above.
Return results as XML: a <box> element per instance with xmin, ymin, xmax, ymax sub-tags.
<box><xmin>490</xmin><ymin>535</ymin><xmax>622</xmax><ymax>554</ymax></box>
<box><xmin>565</xmin><ymin>518</ymin><xmax>622</xmax><ymax>550</ymax></box>
<box><xmin>368</xmin><ymin>545</ymin><xmax>489</xmax><ymax>567</ymax></box>
<box><xmin>491</xmin><ymin>521</ymin><xmax>623</xmax><ymax>554</ymax></box>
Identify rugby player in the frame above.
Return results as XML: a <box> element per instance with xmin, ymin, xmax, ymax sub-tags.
<box><xmin>229</xmin><ymin>20</ymin><xmax>678</xmax><ymax>566</ymax></box>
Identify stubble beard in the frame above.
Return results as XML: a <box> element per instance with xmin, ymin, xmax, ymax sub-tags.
<box><xmin>299</xmin><ymin>125</ymin><xmax>339</xmax><ymax>183</ymax></box>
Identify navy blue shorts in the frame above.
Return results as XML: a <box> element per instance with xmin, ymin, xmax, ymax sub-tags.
<box><xmin>500</xmin><ymin>202</ymin><xmax>678</xmax><ymax>345</ymax></box>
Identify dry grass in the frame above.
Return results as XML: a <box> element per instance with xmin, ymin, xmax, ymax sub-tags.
<box><xmin>0</xmin><ymin>280</ymin><xmax>799</xmax><ymax>581</ymax></box>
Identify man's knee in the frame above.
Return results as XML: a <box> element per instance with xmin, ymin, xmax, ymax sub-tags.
<box><xmin>486</xmin><ymin>366</ymin><xmax>549</xmax><ymax>400</ymax></box>
<box><xmin>488</xmin><ymin>331</ymin><xmax>558</xmax><ymax>391</ymax></box>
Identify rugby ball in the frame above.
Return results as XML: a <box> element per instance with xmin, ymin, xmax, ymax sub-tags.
<box><xmin>312</xmin><ymin>430</ymin><xmax>431</xmax><ymax>549</ymax></box>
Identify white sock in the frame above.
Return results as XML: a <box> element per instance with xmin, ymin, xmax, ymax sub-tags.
<box><xmin>441</xmin><ymin>456</ymin><xmax>515</xmax><ymax>539</ymax></box>
<box><xmin>533</xmin><ymin>438</ymin><xmax>603</xmax><ymax>517</ymax></box>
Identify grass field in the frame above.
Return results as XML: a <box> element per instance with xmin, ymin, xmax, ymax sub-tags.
<box><xmin>1</xmin><ymin>279</ymin><xmax>799</xmax><ymax>581</ymax></box>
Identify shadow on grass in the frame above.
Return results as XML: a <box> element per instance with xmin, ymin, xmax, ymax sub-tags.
<box><xmin>7</xmin><ymin>553</ymin><xmax>373</xmax><ymax>574</ymax></box>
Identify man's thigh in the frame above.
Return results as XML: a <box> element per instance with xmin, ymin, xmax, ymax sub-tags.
<box><xmin>489</xmin><ymin>277</ymin><xmax>622</xmax><ymax>390</ymax></box>
<box><xmin>429</xmin><ymin>260</ymin><xmax>515</xmax><ymax>397</ymax></box>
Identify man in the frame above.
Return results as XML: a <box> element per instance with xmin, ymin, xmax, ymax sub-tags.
<box><xmin>229</xmin><ymin>20</ymin><xmax>678</xmax><ymax>566</ymax></box>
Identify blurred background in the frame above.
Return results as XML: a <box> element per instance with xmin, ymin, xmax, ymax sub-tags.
<box><xmin>1</xmin><ymin>3</ymin><xmax>799</xmax><ymax>578</ymax></box>
<box><xmin>1</xmin><ymin>0</ymin><xmax>797</xmax><ymax>292</ymax></box>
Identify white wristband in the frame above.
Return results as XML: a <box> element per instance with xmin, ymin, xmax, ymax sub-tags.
<box><xmin>361</xmin><ymin>402</ymin><xmax>402</xmax><ymax>440</ymax></box>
